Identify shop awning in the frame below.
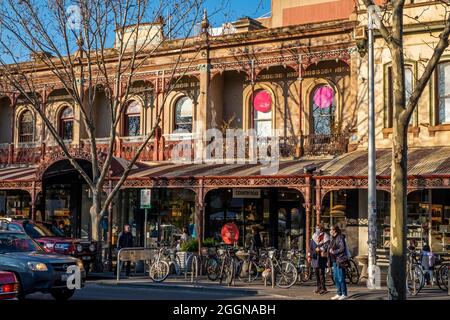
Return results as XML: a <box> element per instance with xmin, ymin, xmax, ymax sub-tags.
<box><xmin>320</xmin><ymin>147</ymin><xmax>450</xmax><ymax>177</ymax></box>
<box><xmin>0</xmin><ymin>166</ymin><xmax>37</xmax><ymax>182</ymax></box>
<box><xmin>126</xmin><ymin>159</ymin><xmax>329</xmax><ymax>179</ymax></box>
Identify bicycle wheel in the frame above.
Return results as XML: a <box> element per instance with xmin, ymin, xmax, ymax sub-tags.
<box><xmin>437</xmin><ymin>264</ymin><xmax>448</xmax><ymax>291</ymax></box>
<box><xmin>407</xmin><ymin>264</ymin><xmax>424</xmax><ymax>296</ymax></box>
<box><xmin>238</xmin><ymin>260</ymin><xmax>259</xmax><ymax>283</ymax></box>
<box><xmin>298</xmin><ymin>266</ymin><xmax>311</xmax><ymax>283</ymax></box>
<box><xmin>206</xmin><ymin>257</ymin><xmax>221</xmax><ymax>281</ymax></box>
<box><xmin>149</xmin><ymin>260</ymin><xmax>170</xmax><ymax>282</ymax></box>
<box><xmin>347</xmin><ymin>259</ymin><xmax>360</xmax><ymax>284</ymax></box>
<box><xmin>225</xmin><ymin>258</ymin><xmax>235</xmax><ymax>286</ymax></box>
<box><xmin>275</xmin><ymin>261</ymin><xmax>298</xmax><ymax>288</ymax></box>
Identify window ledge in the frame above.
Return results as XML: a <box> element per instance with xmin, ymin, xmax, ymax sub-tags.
<box><xmin>428</xmin><ymin>124</ymin><xmax>450</xmax><ymax>137</ymax></box>
<box><xmin>382</xmin><ymin>127</ymin><xmax>420</xmax><ymax>138</ymax></box>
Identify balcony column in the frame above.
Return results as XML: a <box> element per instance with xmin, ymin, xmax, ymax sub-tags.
<box><xmin>8</xmin><ymin>94</ymin><xmax>17</xmax><ymax>165</ymax></box>
<box><xmin>195</xmin><ymin>10</ymin><xmax>210</xmax><ymax>163</ymax></box>
<box><xmin>40</xmin><ymin>89</ymin><xmax>50</xmax><ymax>161</ymax></box>
<box><xmin>297</xmin><ymin>62</ymin><xmax>304</xmax><ymax>157</ymax></box>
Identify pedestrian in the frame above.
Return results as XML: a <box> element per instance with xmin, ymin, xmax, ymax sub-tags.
<box><xmin>249</xmin><ymin>225</ymin><xmax>263</xmax><ymax>253</ymax></box>
<box><xmin>308</xmin><ymin>223</ymin><xmax>330</xmax><ymax>295</ymax></box>
<box><xmin>181</xmin><ymin>227</ymin><xmax>191</xmax><ymax>243</ymax></box>
<box><xmin>328</xmin><ymin>225</ymin><xmax>349</xmax><ymax>300</ymax></box>
<box><xmin>420</xmin><ymin>244</ymin><xmax>434</xmax><ymax>285</ymax></box>
<box><xmin>117</xmin><ymin>224</ymin><xmax>134</xmax><ymax>276</ymax></box>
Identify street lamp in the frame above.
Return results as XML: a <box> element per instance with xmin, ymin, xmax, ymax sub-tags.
<box><xmin>367</xmin><ymin>5</ymin><xmax>381</xmax><ymax>289</ymax></box>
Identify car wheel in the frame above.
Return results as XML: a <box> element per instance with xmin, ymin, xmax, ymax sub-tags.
<box><xmin>16</xmin><ymin>279</ymin><xmax>26</xmax><ymax>300</ymax></box>
<box><xmin>50</xmin><ymin>288</ymin><xmax>75</xmax><ymax>301</ymax></box>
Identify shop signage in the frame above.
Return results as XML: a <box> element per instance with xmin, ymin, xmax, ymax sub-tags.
<box><xmin>232</xmin><ymin>189</ymin><xmax>261</xmax><ymax>199</ymax></box>
<box><xmin>140</xmin><ymin>189</ymin><xmax>152</xmax><ymax>209</ymax></box>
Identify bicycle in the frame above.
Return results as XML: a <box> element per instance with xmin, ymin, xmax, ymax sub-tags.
<box><xmin>235</xmin><ymin>248</ymin><xmax>260</xmax><ymax>283</ymax></box>
<box><xmin>259</xmin><ymin>248</ymin><xmax>298</xmax><ymax>288</ymax></box>
<box><xmin>148</xmin><ymin>247</ymin><xmax>170</xmax><ymax>282</ymax></box>
<box><xmin>406</xmin><ymin>249</ymin><xmax>425</xmax><ymax>296</ymax></box>
<box><xmin>437</xmin><ymin>263</ymin><xmax>449</xmax><ymax>291</ymax></box>
<box><xmin>328</xmin><ymin>257</ymin><xmax>360</xmax><ymax>285</ymax></box>
<box><xmin>218</xmin><ymin>246</ymin><xmax>238</xmax><ymax>286</ymax></box>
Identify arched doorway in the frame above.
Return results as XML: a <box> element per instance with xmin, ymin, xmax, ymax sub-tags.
<box><xmin>42</xmin><ymin>160</ymin><xmax>92</xmax><ymax>239</ymax></box>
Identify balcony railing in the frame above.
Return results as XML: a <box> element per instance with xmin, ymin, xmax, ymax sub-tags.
<box><xmin>303</xmin><ymin>134</ymin><xmax>348</xmax><ymax>156</ymax></box>
<box><xmin>0</xmin><ymin>133</ymin><xmax>349</xmax><ymax>167</ymax></box>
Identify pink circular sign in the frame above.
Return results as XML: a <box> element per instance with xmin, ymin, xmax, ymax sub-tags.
<box><xmin>253</xmin><ymin>90</ymin><xmax>272</xmax><ymax>113</ymax></box>
<box><xmin>313</xmin><ymin>86</ymin><xmax>334</xmax><ymax>109</ymax></box>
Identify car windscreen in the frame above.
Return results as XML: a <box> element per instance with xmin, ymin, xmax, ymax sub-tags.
<box><xmin>23</xmin><ymin>222</ymin><xmax>55</xmax><ymax>238</ymax></box>
<box><xmin>0</xmin><ymin>233</ymin><xmax>42</xmax><ymax>253</ymax></box>
<box><xmin>45</xmin><ymin>224</ymin><xmax>65</xmax><ymax>237</ymax></box>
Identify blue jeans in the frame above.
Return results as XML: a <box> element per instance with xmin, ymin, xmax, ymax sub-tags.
<box><xmin>332</xmin><ymin>262</ymin><xmax>347</xmax><ymax>296</ymax></box>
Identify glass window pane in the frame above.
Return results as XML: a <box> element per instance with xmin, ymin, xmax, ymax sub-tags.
<box><xmin>255</xmin><ymin>120</ymin><xmax>271</xmax><ymax>137</ymax></box>
<box><xmin>62</xmin><ymin>121</ymin><xmax>73</xmax><ymax>140</ymax></box>
<box><xmin>175</xmin><ymin>97</ymin><xmax>193</xmax><ymax>133</ymax></box>
<box><xmin>312</xmin><ymin>86</ymin><xmax>335</xmax><ymax>135</ymax></box>
<box><xmin>127</xmin><ymin>115</ymin><xmax>140</xmax><ymax>136</ymax></box>
<box><xmin>438</xmin><ymin>63</ymin><xmax>450</xmax><ymax>124</ymax></box>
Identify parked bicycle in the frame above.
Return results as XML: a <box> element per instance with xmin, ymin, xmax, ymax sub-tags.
<box><xmin>406</xmin><ymin>249</ymin><xmax>425</xmax><ymax>296</ymax></box>
<box><xmin>259</xmin><ymin>248</ymin><xmax>298</xmax><ymax>288</ymax></box>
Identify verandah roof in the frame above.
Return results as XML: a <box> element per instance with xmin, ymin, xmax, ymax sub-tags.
<box><xmin>123</xmin><ymin>159</ymin><xmax>329</xmax><ymax>179</ymax></box>
<box><xmin>320</xmin><ymin>147</ymin><xmax>450</xmax><ymax>177</ymax></box>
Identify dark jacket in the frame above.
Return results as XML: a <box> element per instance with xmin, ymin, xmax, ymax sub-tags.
<box><xmin>309</xmin><ymin>233</ymin><xmax>329</xmax><ymax>269</ymax></box>
<box><xmin>117</xmin><ymin>231</ymin><xmax>134</xmax><ymax>249</ymax></box>
<box><xmin>328</xmin><ymin>233</ymin><xmax>347</xmax><ymax>266</ymax></box>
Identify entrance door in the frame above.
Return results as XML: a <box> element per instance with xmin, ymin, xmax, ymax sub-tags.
<box><xmin>42</xmin><ymin>160</ymin><xmax>92</xmax><ymax>239</ymax></box>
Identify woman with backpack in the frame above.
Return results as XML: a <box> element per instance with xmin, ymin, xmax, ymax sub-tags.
<box><xmin>328</xmin><ymin>225</ymin><xmax>349</xmax><ymax>300</ymax></box>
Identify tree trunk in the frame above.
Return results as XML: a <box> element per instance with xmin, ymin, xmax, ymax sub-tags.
<box><xmin>388</xmin><ymin>125</ymin><xmax>408</xmax><ymax>299</ymax></box>
<box><xmin>90</xmin><ymin>191</ymin><xmax>103</xmax><ymax>272</ymax></box>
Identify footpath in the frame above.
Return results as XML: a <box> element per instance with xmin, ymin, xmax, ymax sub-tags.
<box><xmin>88</xmin><ymin>272</ymin><xmax>450</xmax><ymax>300</ymax></box>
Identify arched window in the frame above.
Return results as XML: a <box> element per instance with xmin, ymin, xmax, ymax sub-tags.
<box><xmin>124</xmin><ymin>101</ymin><xmax>141</xmax><ymax>136</ymax></box>
<box><xmin>19</xmin><ymin>110</ymin><xmax>34</xmax><ymax>143</ymax></box>
<box><xmin>311</xmin><ymin>85</ymin><xmax>335</xmax><ymax>135</ymax></box>
<box><xmin>59</xmin><ymin>106</ymin><xmax>74</xmax><ymax>140</ymax></box>
<box><xmin>174</xmin><ymin>96</ymin><xmax>193</xmax><ymax>133</ymax></box>
<box><xmin>252</xmin><ymin>90</ymin><xmax>272</xmax><ymax>137</ymax></box>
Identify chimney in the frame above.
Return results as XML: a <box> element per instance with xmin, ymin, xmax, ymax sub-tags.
<box><xmin>232</xmin><ymin>17</ymin><xmax>265</xmax><ymax>33</ymax></box>
<box><xmin>115</xmin><ymin>18</ymin><xmax>164</xmax><ymax>51</ymax></box>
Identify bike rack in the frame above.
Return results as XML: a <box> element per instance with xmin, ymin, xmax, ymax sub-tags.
<box><xmin>262</xmin><ymin>257</ymin><xmax>275</xmax><ymax>289</ymax></box>
<box><xmin>116</xmin><ymin>247</ymin><xmax>156</xmax><ymax>282</ymax></box>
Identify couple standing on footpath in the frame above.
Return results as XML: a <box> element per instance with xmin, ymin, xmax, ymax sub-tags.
<box><xmin>307</xmin><ymin>223</ymin><xmax>350</xmax><ymax>300</ymax></box>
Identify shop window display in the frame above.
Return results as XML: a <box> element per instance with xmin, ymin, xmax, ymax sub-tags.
<box><xmin>0</xmin><ymin>190</ymin><xmax>32</xmax><ymax>218</ymax></box>
<box><xmin>205</xmin><ymin>188</ymin><xmax>304</xmax><ymax>250</ymax></box>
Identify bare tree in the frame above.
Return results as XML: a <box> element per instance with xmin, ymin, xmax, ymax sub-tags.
<box><xmin>361</xmin><ymin>0</ymin><xmax>450</xmax><ymax>299</ymax></box>
<box><xmin>0</xmin><ymin>0</ymin><xmax>209</xmax><ymax>267</ymax></box>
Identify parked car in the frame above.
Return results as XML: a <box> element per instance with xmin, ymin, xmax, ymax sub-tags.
<box><xmin>0</xmin><ymin>218</ymin><xmax>97</xmax><ymax>272</ymax></box>
<box><xmin>0</xmin><ymin>230</ymin><xmax>86</xmax><ymax>300</ymax></box>
<box><xmin>0</xmin><ymin>271</ymin><xmax>18</xmax><ymax>300</ymax></box>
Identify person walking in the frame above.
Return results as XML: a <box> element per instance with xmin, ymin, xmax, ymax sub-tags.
<box><xmin>117</xmin><ymin>224</ymin><xmax>134</xmax><ymax>276</ymax></box>
<box><xmin>249</xmin><ymin>225</ymin><xmax>263</xmax><ymax>254</ymax></box>
<box><xmin>328</xmin><ymin>225</ymin><xmax>349</xmax><ymax>300</ymax></box>
<box><xmin>308</xmin><ymin>223</ymin><xmax>330</xmax><ymax>295</ymax></box>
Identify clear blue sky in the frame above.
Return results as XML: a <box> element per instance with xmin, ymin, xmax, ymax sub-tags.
<box><xmin>205</xmin><ymin>0</ymin><xmax>271</xmax><ymax>27</ymax></box>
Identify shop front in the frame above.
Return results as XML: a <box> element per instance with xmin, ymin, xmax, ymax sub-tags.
<box><xmin>113</xmin><ymin>188</ymin><xmax>196</xmax><ymax>248</ymax></box>
<box><xmin>0</xmin><ymin>189</ymin><xmax>32</xmax><ymax>218</ymax></box>
<box><xmin>41</xmin><ymin>159</ymin><xmax>92</xmax><ymax>239</ymax></box>
<box><xmin>205</xmin><ymin>188</ymin><xmax>305</xmax><ymax>250</ymax></box>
